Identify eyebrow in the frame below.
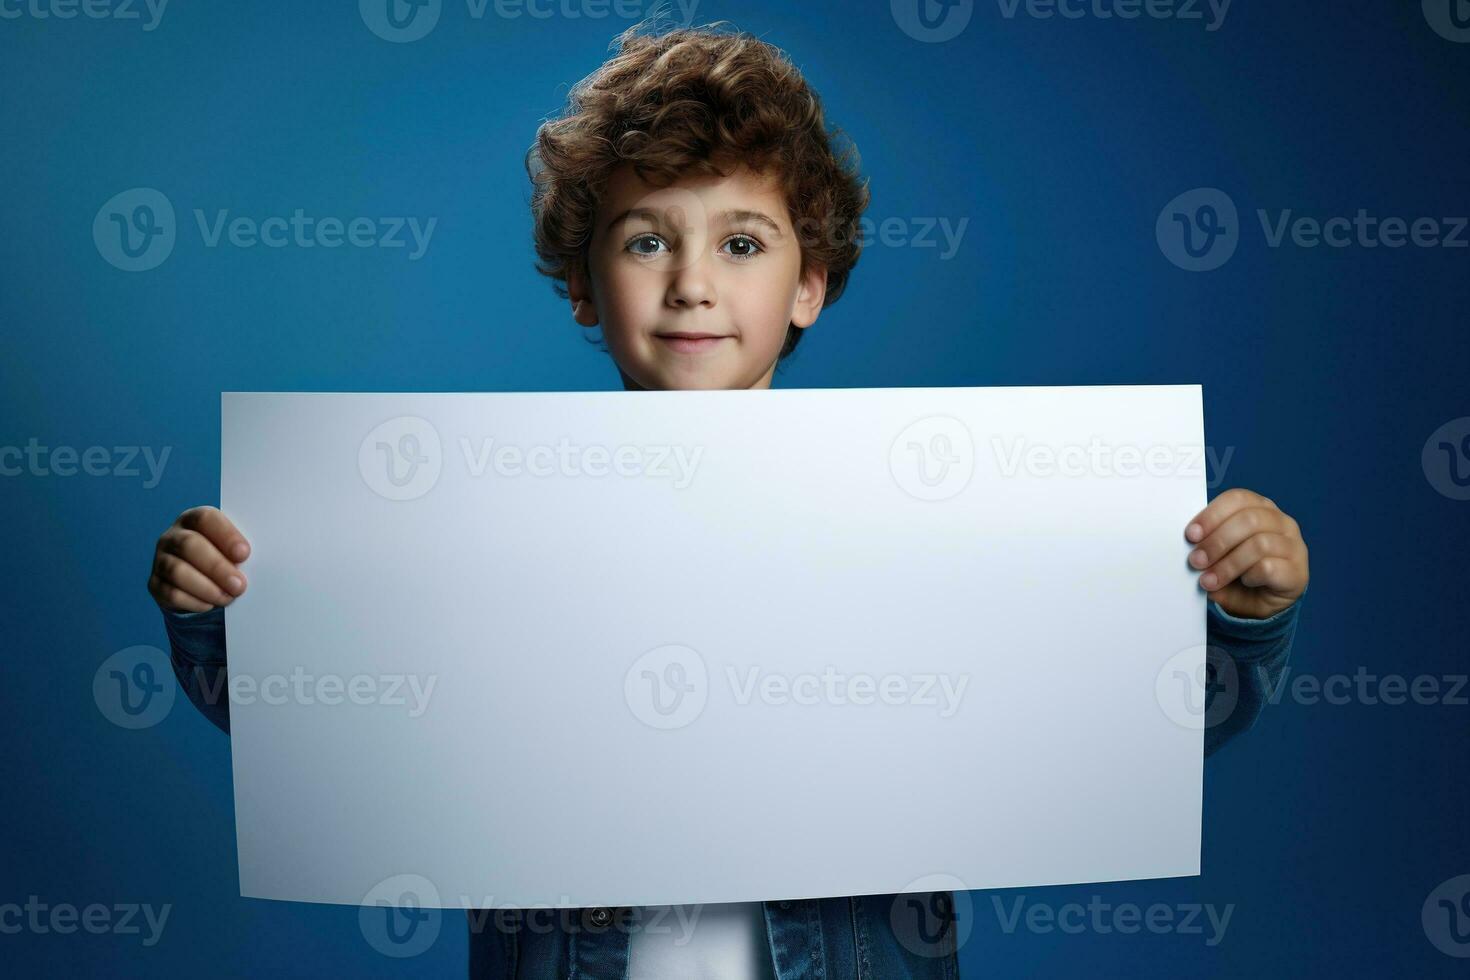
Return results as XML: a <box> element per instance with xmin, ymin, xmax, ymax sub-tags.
<box><xmin>719</xmin><ymin>209</ymin><xmax>785</xmax><ymax>237</ymax></box>
<box><xmin>604</xmin><ymin>207</ymin><xmax>660</xmax><ymax>233</ymax></box>
<box><xmin>603</xmin><ymin>207</ymin><xmax>786</xmax><ymax>237</ymax></box>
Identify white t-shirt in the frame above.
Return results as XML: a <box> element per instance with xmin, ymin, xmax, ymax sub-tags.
<box><xmin>627</xmin><ymin>902</ymin><xmax>776</xmax><ymax>979</ymax></box>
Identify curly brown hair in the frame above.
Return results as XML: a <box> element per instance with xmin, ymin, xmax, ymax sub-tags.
<box><xmin>526</xmin><ymin>19</ymin><xmax>869</xmax><ymax>360</ymax></box>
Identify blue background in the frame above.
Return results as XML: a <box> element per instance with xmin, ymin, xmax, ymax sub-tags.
<box><xmin>3</xmin><ymin>0</ymin><xmax>1468</xmax><ymax>976</ymax></box>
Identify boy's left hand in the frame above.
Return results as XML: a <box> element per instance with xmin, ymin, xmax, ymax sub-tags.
<box><xmin>1184</xmin><ymin>488</ymin><xmax>1309</xmax><ymax>620</ymax></box>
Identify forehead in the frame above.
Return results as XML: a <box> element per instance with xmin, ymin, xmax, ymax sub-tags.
<box><xmin>598</xmin><ymin>163</ymin><xmax>790</xmax><ymax>227</ymax></box>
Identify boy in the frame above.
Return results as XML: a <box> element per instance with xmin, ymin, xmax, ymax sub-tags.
<box><xmin>150</xmin><ymin>20</ymin><xmax>1309</xmax><ymax>979</ymax></box>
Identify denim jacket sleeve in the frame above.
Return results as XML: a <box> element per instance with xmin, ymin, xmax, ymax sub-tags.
<box><xmin>161</xmin><ymin>605</ymin><xmax>231</xmax><ymax>734</ymax></box>
<box><xmin>1202</xmin><ymin>589</ymin><xmax>1304</xmax><ymax>757</ymax></box>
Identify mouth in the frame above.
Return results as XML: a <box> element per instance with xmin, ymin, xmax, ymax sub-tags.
<box><xmin>653</xmin><ymin>332</ymin><xmax>733</xmax><ymax>354</ymax></box>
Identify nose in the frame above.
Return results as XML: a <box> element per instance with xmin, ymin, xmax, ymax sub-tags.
<box><xmin>665</xmin><ymin>251</ymin><xmax>717</xmax><ymax>310</ymax></box>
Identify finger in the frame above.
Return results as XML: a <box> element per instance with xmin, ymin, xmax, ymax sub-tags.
<box><xmin>1187</xmin><ymin>507</ymin><xmax>1291</xmax><ymax>570</ymax></box>
<box><xmin>153</xmin><ymin>551</ymin><xmax>237</xmax><ymax>608</ymax></box>
<box><xmin>1239</xmin><ymin>554</ymin><xmax>1301</xmax><ymax>591</ymax></box>
<box><xmin>159</xmin><ymin>528</ymin><xmax>247</xmax><ymax>597</ymax></box>
<box><xmin>1198</xmin><ymin>532</ymin><xmax>1296</xmax><ymax>592</ymax></box>
<box><xmin>1185</xmin><ymin>488</ymin><xmax>1271</xmax><ymax>543</ymax></box>
<box><xmin>148</xmin><ymin>573</ymin><xmax>215</xmax><ymax>613</ymax></box>
<box><xmin>178</xmin><ymin>506</ymin><xmax>251</xmax><ymax>563</ymax></box>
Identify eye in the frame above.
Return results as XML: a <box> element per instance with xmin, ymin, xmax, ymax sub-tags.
<box><xmin>625</xmin><ymin>234</ymin><xmax>669</xmax><ymax>257</ymax></box>
<box><xmin>721</xmin><ymin>235</ymin><xmax>763</xmax><ymax>260</ymax></box>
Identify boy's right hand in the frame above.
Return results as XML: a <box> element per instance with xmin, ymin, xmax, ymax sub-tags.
<box><xmin>148</xmin><ymin>506</ymin><xmax>251</xmax><ymax>613</ymax></box>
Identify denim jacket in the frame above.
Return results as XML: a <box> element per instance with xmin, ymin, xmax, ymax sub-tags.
<box><xmin>161</xmin><ymin>596</ymin><xmax>1301</xmax><ymax>979</ymax></box>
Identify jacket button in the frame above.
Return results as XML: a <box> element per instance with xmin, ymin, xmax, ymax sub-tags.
<box><xmin>587</xmin><ymin>906</ymin><xmax>612</xmax><ymax>927</ymax></box>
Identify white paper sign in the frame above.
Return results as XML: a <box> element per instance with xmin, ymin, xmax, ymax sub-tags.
<box><xmin>221</xmin><ymin>385</ymin><xmax>1207</xmax><ymax>909</ymax></box>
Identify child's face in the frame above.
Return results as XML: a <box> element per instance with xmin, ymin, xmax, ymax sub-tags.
<box><xmin>568</xmin><ymin>164</ymin><xmax>827</xmax><ymax>391</ymax></box>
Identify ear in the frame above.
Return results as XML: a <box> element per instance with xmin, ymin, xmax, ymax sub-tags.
<box><xmin>567</xmin><ymin>265</ymin><xmax>600</xmax><ymax>327</ymax></box>
<box><xmin>789</xmin><ymin>263</ymin><xmax>828</xmax><ymax>330</ymax></box>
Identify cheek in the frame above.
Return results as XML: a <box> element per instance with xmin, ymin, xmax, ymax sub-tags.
<box><xmin>596</xmin><ymin>262</ymin><xmax>662</xmax><ymax>330</ymax></box>
<box><xmin>734</xmin><ymin>263</ymin><xmax>802</xmax><ymax>340</ymax></box>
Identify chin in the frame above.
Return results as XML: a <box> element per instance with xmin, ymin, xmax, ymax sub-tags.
<box><xmin>648</xmin><ymin>368</ymin><xmax>740</xmax><ymax>391</ymax></box>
